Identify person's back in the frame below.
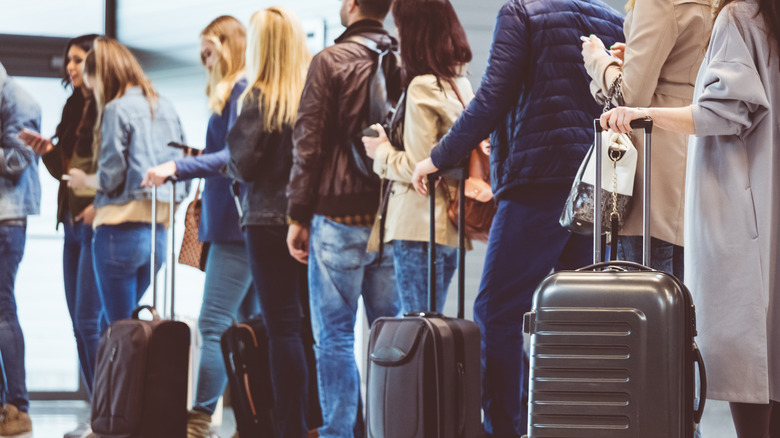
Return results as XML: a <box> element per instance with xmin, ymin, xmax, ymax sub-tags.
<box><xmin>285</xmin><ymin>0</ymin><xmax>402</xmax><ymax>436</ymax></box>
<box><xmin>411</xmin><ymin>1</ymin><xmax>624</xmax><ymax>436</ymax></box>
<box><xmin>0</xmin><ymin>61</ymin><xmax>40</xmax><ymax>438</ymax></box>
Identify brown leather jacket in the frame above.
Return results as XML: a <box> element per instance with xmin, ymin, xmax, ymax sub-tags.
<box><xmin>286</xmin><ymin>20</ymin><xmax>400</xmax><ymax>223</ymax></box>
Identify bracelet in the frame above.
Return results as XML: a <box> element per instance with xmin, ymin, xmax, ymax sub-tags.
<box><xmin>636</xmin><ymin>107</ymin><xmax>652</xmax><ymax>120</ymax></box>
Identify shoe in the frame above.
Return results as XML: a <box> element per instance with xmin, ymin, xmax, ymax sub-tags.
<box><xmin>63</xmin><ymin>420</ymin><xmax>91</xmax><ymax>438</ymax></box>
<box><xmin>186</xmin><ymin>410</ymin><xmax>212</xmax><ymax>438</ymax></box>
<box><xmin>0</xmin><ymin>404</ymin><xmax>32</xmax><ymax>438</ymax></box>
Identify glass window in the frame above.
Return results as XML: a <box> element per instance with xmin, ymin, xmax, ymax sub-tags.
<box><xmin>0</xmin><ymin>1</ymin><xmax>103</xmax><ymax>38</ymax></box>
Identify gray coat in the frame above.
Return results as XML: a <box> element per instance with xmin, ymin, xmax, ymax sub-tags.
<box><xmin>687</xmin><ymin>0</ymin><xmax>780</xmax><ymax>403</ymax></box>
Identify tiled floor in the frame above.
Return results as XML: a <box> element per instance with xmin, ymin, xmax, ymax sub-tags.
<box><xmin>28</xmin><ymin>398</ymin><xmax>736</xmax><ymax>437</ymax></box>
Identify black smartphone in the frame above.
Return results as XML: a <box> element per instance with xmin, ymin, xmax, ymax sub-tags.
<box><xmin>362</xmin><ymin>126</ymin><xmax>379</xmax><ymax>138</ymax></box>
<box><xmin>167</xmin><ymin>141</ymin><xmax>201</xmax><ymax>156</ymax></box>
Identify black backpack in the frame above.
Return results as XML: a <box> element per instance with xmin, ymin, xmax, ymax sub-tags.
<box><xmin>343</xmin><ymin>35</ymin><xmax>400</xmax><ymax>182</ymax></box>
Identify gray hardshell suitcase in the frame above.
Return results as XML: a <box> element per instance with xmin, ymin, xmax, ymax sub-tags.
<box><xmin>365</xmin><ymin>168</ymin><xmax>482</xmax><ymax>438</ymax></box>
<box><xmin>522</xmin><ymin>119</ymin><xmax>707</xmax><ymax>438</ymax></box>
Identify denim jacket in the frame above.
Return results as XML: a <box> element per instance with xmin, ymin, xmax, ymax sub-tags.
<box><xmin>0</xmin><ymin>63</ymin><xmax>41</xmax><ymax>221</ymax></box>
<box><xmin>94</xmin><ymin>87</ymin><xmax>188</xmax><ymax>209</ymax></box>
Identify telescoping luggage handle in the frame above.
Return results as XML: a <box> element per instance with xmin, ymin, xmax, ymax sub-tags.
<box><xmin>593</xmin><ymin>118</ymin><xmax>653</xmax><ymax>265</ymax></box>
<box><xmin>151</xmin><ymin>176</ymin><xmax>178</xmax><ymax>320</ymax></box>
<box><xmin>427</xmin><ymin>166</ymin><xmax>467</xmax><ymax>319</ymax></box>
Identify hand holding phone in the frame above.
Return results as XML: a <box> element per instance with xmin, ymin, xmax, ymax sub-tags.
<box><xmin>167</xmin><ymin>141</ymin><xmax>201</xmax><ymax>157</ymax></box>
<box><xmin>19</xmin><ymin>128</ymin><xmax>54</xmax><ymax>155</ymax></box>
<box><xmin>362</xmin><ymin>126</ymin><xmax>380</xmax><ymax>138</ymax></box>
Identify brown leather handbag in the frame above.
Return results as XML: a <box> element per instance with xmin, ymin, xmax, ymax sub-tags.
<box><xmin>447</xmin><ymin>144</ymin><xmax>496</xmax><ymax>242</ymax></box>
<box><xmin>178</xmin><ymin>181</ymin><xmax>209</xmax><ymax>271</ymax></box>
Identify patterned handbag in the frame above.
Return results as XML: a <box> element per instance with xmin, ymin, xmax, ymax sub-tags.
<box><xmin>178</xmin><ymin>180</ymin><xmax>209</xmax><ymax>271</ymax></box>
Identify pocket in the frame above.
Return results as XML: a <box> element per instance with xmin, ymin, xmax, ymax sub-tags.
<box><xmin>314</xmin><ymin>218</ymin><xmax>369</xmax><ymax>271</ymax></box>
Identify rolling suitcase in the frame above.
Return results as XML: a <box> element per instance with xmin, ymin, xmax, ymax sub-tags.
<box><xmin>221</xmin><ymin>265</ymin><xmax>322</xmax><ymax>437</ymax></box>
<box><xmin>522</xmin><ymin>119</ymin><xmax>707</xmax><ymax>438</ymax></box>
<box><xmin>365</xmin><ymin>168</ymin><xmax>482</xmax><ymax>438</ymax></box>
<box><xmin>91</xmin><ymin>180</ymin><xmax>190</xmax><ymax>438</ymax></box>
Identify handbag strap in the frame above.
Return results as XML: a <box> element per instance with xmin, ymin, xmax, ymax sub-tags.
<box><xmin>603</xmin><ymin>75</ymin><xmax>624</xmax><ymax>113</ymax></box>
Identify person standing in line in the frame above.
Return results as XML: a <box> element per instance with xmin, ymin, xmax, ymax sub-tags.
<box><xmin>0</xmin><ymin>60</ymin><xmax>41</xmax><ymax>438</ymax></box>
<box><xmin>68</xmin><ymin>37</ymin><xmax>188</xmax><ymax>325</ymax></box>
<box><xmin>410</xmin><ymin>0</ymin><xmax>624</xmax><ymax>435</ymax></box>
<box><xmin>581</xmin><ymin>0</ymin><xmax>713</xmax><ymax>279</ymax></box>
<box><xmin>362</xmin><ymin>0</ymin><xmax>474</xmax><ymax>314</ymax></box>
<box><xmin>601</xmin><ymin>0</ymin><xmax>780</xmax><ymax>434</ymax></box>
<box><xmin>223</xmin><ymin>7</ymin><xmax>313</xmax><ymax>436</ymax></box>
<box><xmin>142</xmin><ymin>16</ymin><xmax>260</xmax><ymax>437</ymax></box>
<box><xmin>18</xmin><ymin>34</ymin><xmax>108</xmax><ymax>438</ymax></box>
<box><xmin>285</xmin><ymin>0</ymin><xmax>402</xmax><ymax>435</ymax></box>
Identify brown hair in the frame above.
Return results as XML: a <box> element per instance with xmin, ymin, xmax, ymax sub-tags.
<box><xmin>201</xmin><ymin>15</ymin><xmax>247</xmax><ymax>115</ymax></box>
<box><xmin>84</xmin><ymin>37</ymin><xmax>157</xmax><ymax>162</ymax></box>
<box><xmin>392</xmin><ymin>0</ymin><xmax>472</xmax><ymax>88</ymax></box>
<box><xmin>358</xmin><ymin>0</ymin><xmax>393</xmax><ymax>20</ymax></box>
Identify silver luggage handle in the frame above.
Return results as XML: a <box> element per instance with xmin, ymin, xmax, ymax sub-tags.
<box><xmin>151</xmin><ymin>176</ymin><xmax>178</xmax><ymax>319</ymax></box>
<box><xmin>593</xmin><ymin>118</ymin><xmax>653</xmax><ymax>265</ymax></box>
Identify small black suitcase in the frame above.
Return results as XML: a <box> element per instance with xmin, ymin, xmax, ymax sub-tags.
<box><xmin>365</xmin><ymin>168</ymin><xmax>482</xmax><ymax>438</ymax></box>
<box><xmin>221</xmin><ymin>267</ymin><xmax>322</xmax><ymax>437</ymax></box>
<box><xmin>92</xmin><ymin>181</ymin><xmax>190</xmax><ymax>438</ymax></box>
<box><xmin>522</xmin><ymin>119</ymin><xmax>707</xmax><ymax>438</ymax></box>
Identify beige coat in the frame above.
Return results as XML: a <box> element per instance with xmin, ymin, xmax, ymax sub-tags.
<box><xmin>585</xmin><ymin>0</ymin><xmax>712</xmax><ymax>246</ymax></box>
<box><xmin>688</xmin><ymin>0</ymin><xmax>780</xmax><ymax>403</ymax></box>
<box><xmin>367</xmin><ymin>74</ymin><xmax>474</xmax><ymax>251</ymax></box>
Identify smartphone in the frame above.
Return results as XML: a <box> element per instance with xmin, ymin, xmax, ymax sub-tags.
<box><xmin>362</xmin><ymin>126</ymin><xmax>380</xmax><ymax>138</ymax></box>
<box><xmin>580</xmin><ymin>36</ymin><xmax>591</xmax><ymax>42</ymax></box>
<box><xmin>61</xmin><ymin>174</ymin><xmax>71</xmax><ymax>181</ymax></box>
<box><xmin>167</xmin><ymin>141</ymin><xmax>201</xmax><ymax>156</ymax></box>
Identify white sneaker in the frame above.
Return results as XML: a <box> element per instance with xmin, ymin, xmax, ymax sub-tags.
<box><xmin>63</xmin><ymin>420</ymin><xmax>90</xmax><ymax>438</ymax></box>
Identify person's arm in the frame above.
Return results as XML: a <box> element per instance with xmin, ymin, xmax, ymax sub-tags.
<box><xmin>0</xmin><ymin>83</ymin><xmax>40</xmax><ymax>180</ymax></box>
<box><xmin>429</xmin><ymin>2</ymin><xmax>531</xmax><ymax>170</ymax></box>
<box><xmin>601</xmin><ymin>106</ymin><xmax>694</xmax><ymax>134</ymax></box>
<box><xmin>286</xmin><ymin>53</ymin><xmax>333</xmax><ymax>224</ymax></box>
<box><xmin>96</xmin><ymin>103</ymin><xmax>129</xmax><ymax>195</ymax></box>
<box><xmin>586</xmin><ymin>1</ymin><xmax>678</xmax><ymax>108</ymax></box>
<box><xmin>373</xmin><ymin>79</ymin><xmax>443</xmax><ymax>183</ymax></box>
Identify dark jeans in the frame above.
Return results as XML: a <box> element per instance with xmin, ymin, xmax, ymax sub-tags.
<box><xmin>92</xmin><ymin>222</ymin><xmax>165</xmax><ymax>323</ymax></box>
<box><xmin>245</xmin><ymin>225</ymin><xmax>308</xmax><ymax>438</ymax></box>
<box><xmin>0</xmin><ymin>224</ymin><xmax>28</xmax><ymax>412</ymax></box>
<box><xmin>392</xmin><ymin>240</ymin><xmax>457</xmax><ymax>314</ymax></box>
<box><xmin>63</xmin><ymin>218</ymin><xmax>107</xmax><ymax>395</ymax></box>
<box><xmin>617</xmin><ymin>235</ymin><xmax>684</xmax><ymax>281</ymax></box>
<box><xmin>475</xmin><ymin>189</ymin><xmax>592</xmax><ymax>437</ymax></box>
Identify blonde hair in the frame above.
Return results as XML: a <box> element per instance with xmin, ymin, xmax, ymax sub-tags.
<box><xmin>626</xmin><ymin>0</ymin><xmax>636</xmax><ymax>11</ymax></box>
<box><xmin>242</xmin><ymin>6</ymin><xmax>311</xmax><ymax>132</ymax></box>
<box><xmin>201</xmin><ymin>16</ymin><xmax>247</xmax><ymax>115</ymax></box>
<box><xmin>84</xmin><ymin>37</ymin><xmax>157</xmax><ymax>163</ymax></box>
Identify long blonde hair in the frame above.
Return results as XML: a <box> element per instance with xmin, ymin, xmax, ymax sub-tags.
<box><xmin>84</xmin><ymin>37</ymin><xmax>157</xmax><ymax>162</ymax></box>
<box><xmin>242</xmin><ymin>6</ymin><xmax>311</xmax><ymax>132</ymax></box>
<box><xmin>202</xmin><ymin>16</ymin><xmax>246</xmax><ymax>115</ymax></box>
<box><xmin>626</xmin><ymin>0</ymin><xmax>636</xmax><ymax>11</ymax></box>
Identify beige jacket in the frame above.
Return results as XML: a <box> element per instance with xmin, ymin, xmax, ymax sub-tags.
<box><xmin>368</xmin><ymin>74</ymin><xmax>474</xmax><ymax>250</ymax></box>
<box><xmin>585</xmin><ymin>0</ymin><xmax>712</xmax><ymax>246</ymax></box>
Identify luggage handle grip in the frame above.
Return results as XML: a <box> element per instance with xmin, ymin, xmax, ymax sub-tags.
<box><xmin>693</xmin><ymin>342</ymin><xmax>707</xmax><ymax>426</ymax></box>
<box><xmin>594</xmin><ymin>117</ymin><xmax>653</xmax><ymax>133</ymax></box>
<box><xmin>576</xmin><ymin>261</ymin><xmax>655</xmax><ymax>272</ymax></box>
<box><xmin>132</xmin><ymin>305</ymin><xmax>160</xmax><ymax>321</ymax></box>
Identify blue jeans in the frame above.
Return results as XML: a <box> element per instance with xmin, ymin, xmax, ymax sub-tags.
<box><xmin>246</xmin><ymin>226</ymin><xmax>309</xmax><ymax>438</ymax></box>
<box><xmin>193</xmin><ymin>242</ymin><xmax>256</xmax><ymax>415</ymax></box>
<box><xmin>63</xmin><ymin>217</ymin><xmax>107</xmax><ymax>395</ymax></box>
<box><xmin>617</xmin><ymin>236</ymin><xmax>684</xmax><ymax>281</ymax></box>
<box><xmin>392</xmin><ymin>240</ymin><xmax>456</xmax><ymax>314</ymax></box>
<box><xmin>0</xmin><ymin>225</ymin><xmax>28</xmax><ymax>412</ymax></box>
<box><xmin>475</xmin><ymin>189</ymin><xmax>592</xmax><ymax>437</ymax></box>
<box><xmin>92</xmin><ymin>222</ymin><xmax>165</xmax><ymax>323</ymax></box>
<box><xmin>309</xmin><ymin>216</ymin><xmax>400</xmax><ymax>438</ymax></box>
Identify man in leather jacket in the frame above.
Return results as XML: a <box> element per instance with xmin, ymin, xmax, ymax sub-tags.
<box><xmin>285</xmin><ymin>0</ymin><xmax>401</xmax><ymax>436</ymax></box>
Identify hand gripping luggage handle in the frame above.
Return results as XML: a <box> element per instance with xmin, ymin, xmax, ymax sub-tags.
<box><xmin>593</xmin><ymin>118</ymin><xmax>653</xmax><ymax>265</ymax></box>
<box><xmin>151</xmin><ymin>176</ymin><xmax>177</xmax><ymax>319</ymax></box>
<box><xmin>693</xmin><ymin>341</ymin><xmax>707</xmax><ymax>426</ymax></box>
<box><xmin>427</xmin><ymin>166</ymin><xmax>467</xmax><ymax>318</ymax></box>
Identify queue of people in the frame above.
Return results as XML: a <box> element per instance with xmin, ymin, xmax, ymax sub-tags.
<box><xmin>1</xmin><ymin>0</ymin><xmax>779</xmax><ymax>437</ymax></box>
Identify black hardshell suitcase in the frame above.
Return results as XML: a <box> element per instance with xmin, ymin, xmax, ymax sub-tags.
<box><xmin>92</xmin><ymin>181</ymin><xmax>190</xmax><ymax>438</ymax></box>
<box><xmin>221</xmin><ymin>267</ymin><xmax>322</xmax><ymax>437</ymax></box>
<box><xmin>522</xmin><ymin>119</ymin><xmax>707</xmax><ymax>438</ymax></box>
<box><xmin>365</xmin><ymin>168</ymin><xmax>482</xmax><ymax>438</ymax></box>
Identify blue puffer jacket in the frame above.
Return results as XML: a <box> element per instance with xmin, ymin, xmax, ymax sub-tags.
<box><xmin>430</xmin><ymin>0</ymin><xmax>624</xmax><ymax>200</ymax></box>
